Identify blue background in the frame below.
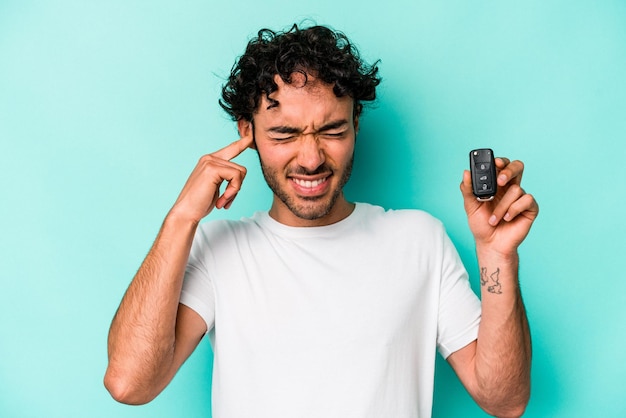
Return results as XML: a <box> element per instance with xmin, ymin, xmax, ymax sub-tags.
<box><xmin>1</xmin><ymin>1</ymin><xmax>625</xmax><ymax>416</ymax></box>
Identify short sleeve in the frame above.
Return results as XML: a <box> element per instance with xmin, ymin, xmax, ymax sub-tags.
<box><xmin>436</xmin><ymin>230</ymin><xmax>481</xmax><ymax>359</ymax></box>
<box><xmin>179</xmin><ymin>225</ymin><xmax>216</xmax><ymax>334</ymax></box>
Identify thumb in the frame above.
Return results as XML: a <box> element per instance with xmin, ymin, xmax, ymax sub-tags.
<box><xmin>460</xmin><ymin>170</ymin><xmax>475</xmax><ymax>199</ymax></box>
<box><xmin>460</xmin><ymin>170</ymin><xmax>484</xmax><ymax>215</ymax></box>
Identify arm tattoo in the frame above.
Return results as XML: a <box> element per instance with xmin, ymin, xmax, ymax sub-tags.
<box><xmin>480</xmin><ymin>267</ymin><xmax>502</xmax><ymax>294</ymax></box>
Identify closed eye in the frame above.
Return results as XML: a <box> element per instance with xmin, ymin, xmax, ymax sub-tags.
<box><xmin>267</xmin><ymin>126</ymin><xmax>299</xmax><ymax>141</ymax></box>
<box><xmin>321</xmin><ymin>131</ymin><xmax>347</xmax><ymax>139</ymax></box>
<box><xmin>269</xmin><ymin>135</ymin><xmax>296</xmax><ymax>142</ymax></box>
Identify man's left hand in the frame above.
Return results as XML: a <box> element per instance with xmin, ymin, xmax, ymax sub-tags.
<box><xmin>460</xmin><ymin>157</ymin><xmax>539</xmax><ymax>257</ymax></box>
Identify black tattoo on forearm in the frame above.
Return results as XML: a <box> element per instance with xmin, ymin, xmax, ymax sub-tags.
<box><xmin>480</xmin><ymin>267</ymin><xmax>502</xmax><ymax>294</ymax></box>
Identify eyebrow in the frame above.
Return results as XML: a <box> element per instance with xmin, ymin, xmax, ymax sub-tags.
<box><xmin>267</xmin><ymin>119</ymin><xmax>349</xmax><ymax>135</ymax></box>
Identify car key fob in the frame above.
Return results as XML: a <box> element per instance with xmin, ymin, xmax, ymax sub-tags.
<box><xmin>470</xmin><ymin>148</ymin><xmax>497</xmax><ymax>201</ymax></box>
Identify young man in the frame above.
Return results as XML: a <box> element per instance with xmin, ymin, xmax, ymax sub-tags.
<box><xmin>104</xmin><ymin>25</ymin><xmax>538</xmax><ymax>417</ymax></box>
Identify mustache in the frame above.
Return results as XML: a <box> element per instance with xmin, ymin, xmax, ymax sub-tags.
<box><xmin>289</xmin><ymin>164</ymin><xmax>333</xmax><ymax>176</ymax></box>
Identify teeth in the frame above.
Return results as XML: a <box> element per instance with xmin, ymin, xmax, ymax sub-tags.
<box><xmin>294</xmin><ymin>177</ymin><xmax>326</xmax><ymax>188</ymax></box>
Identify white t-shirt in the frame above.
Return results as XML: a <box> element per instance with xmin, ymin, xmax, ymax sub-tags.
<box><xmin>180</xmin><ymin>203</ymin><xmax>481</xmax><ymax>418</ymax></box>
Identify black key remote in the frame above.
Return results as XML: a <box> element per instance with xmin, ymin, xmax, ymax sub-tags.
<box><xmin>470</xmin><ymin>148</ymin><xmax>497</xmax><ymax>201</ymax></box>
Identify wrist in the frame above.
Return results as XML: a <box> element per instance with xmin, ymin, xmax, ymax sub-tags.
<box><xmin>164</xmin><ymin>207</ymin><xmax>201</xmax><ymax>231</ymax></box>
<box><xmin>475</xmin><ymin>246</ymin><xmax>521</xmax><ymax>298</ymax></box>
<box><xmin>475</xmin><ymin>243</ymin><xmax>520</xmax><ymax>266</ymax></box>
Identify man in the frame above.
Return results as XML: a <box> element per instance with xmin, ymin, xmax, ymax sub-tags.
<box><xmin>104</xmin><ymin>24</ymin><xmax>538</xmax><ymax>417</ymax></box>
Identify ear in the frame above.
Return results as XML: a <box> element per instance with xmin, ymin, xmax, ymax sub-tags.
<box><xmin>237</xmin><ymin>119</ymin><xmax>256</xmax><ymax>149</ymax></box>
<box><xmin>353</xmin><ymin>102</ymin><xmax>362</xmax><ymax>133</ymax></box>
<box><xmin>237</xmin><ymin>119</ymin><xmax>252</xmax><ymax>138</ymax></box>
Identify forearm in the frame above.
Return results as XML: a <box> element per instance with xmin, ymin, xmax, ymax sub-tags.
<box><xmin>473</xmin><ymin>247</ymin><xmax>531</xmax><ymax>416</ymax></box>
<box><xmin>104</xmin><ymin>212</ymin><xmax>198</xmax><ymax>403</ymax></box>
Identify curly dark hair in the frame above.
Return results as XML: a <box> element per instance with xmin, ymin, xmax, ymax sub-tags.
<box><xmin>219</xmin><ymin>24</ymin><xmax>381</xmax><ymax>122</ymax></box>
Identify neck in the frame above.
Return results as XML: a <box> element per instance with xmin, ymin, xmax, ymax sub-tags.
<box><xmin>269</xmin><ymin>195</ymin><xmax>355</xmax><ymax>227</ymax></box>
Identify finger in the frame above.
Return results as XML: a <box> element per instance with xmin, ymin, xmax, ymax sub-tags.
<box><xmin>212</xmin><ymin>134</ymin><xmax>254</xmax><ymax>161</ymax></box>
<box><xmin>495</xmin><ymin>158</ymin><xmax>524</xmax><ymax>187</ymax></box>
<box><xmin>489</xmin><ymin>183</ymin><xmax>525</xmax><ymax>226</ymax></box>
<box><xmin>460</xmin><ymin>170</ymin><xmax>475</xmax><ymax>199</ymax></box>
<box><xmin>214</xmin><ymin>167</ymin><xmax>247</xmax><ymax>209</ymax></box>
<box><xmin>495</xmin><ymin>157</ymin><xmax>510</xmax><ymax>168</ymax></box>
<box><xmin>501</xmin><ymin>193</ymin><xmax>539</xmax><ymax>223</ymax></box>
<box><xmin>223</xmin><ymin>197</ymin><xmax>236</xmax><ymax>210</ymax></box>
<box><xmin>460</xmin><ymin>170</ymin><xmax>487</xmax><ymax>215</ymax></box>
<box><xmin>215</xmin><ymin>187</ymin><xmax>239</xmax><ymax>209</ymax></box>
<box><xmin>192</xmin><ymin>154</ymin><xmax>247</xmax><ymax>192</ymax></box>
<box><xmin>216</xmin><ymin>193</ymin><xmax>236</xmax><ymax>210</ymax></box>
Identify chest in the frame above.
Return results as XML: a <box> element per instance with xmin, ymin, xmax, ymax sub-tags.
<box><xmin>212</xmin><ymin>232</ymin><xmax>441</xmax><ymax>352</ymax></box>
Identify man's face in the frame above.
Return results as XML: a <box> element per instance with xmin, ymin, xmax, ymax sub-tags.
<box><xmin>249</xmin><ymin>73</ymin><xmax>358</xmax><ymax>227</ymax></box>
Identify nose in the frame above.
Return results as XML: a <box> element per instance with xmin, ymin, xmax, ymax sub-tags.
<box><xmin>296</xmin><ymin>135</ymin><xmax>326</xmax><ymax>172</ymax></box>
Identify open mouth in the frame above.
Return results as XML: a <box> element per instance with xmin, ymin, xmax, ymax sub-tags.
<box><xmin>289</xmin><ymin>175</ymin><xmax>331</xmax><ymax>196</ymax></box>
<box><xmin>292</xmin><ymin>177</ymin><xmax>329</xmax><ymax>189</ymax></box>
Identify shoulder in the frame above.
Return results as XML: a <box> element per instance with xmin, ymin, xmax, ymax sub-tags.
<box><xmin>356</xmin><ymin>203</ymin><xmax>444</xmax><ymax>233</ymax></box>
<box><xmin>193</xmin><ymin>214</ymin><xmax>261</xmax><ymax>246</ymax></box>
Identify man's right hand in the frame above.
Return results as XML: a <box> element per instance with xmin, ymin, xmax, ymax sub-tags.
<box><xmin>104</xmin><ymin>134</ymin><xmax>254</xmax><ymax>405</ymax></box>
<box><xmin>169</xmin><ymin>134</ymin><xmax>254</xmax><ymax>224</ymax></box>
